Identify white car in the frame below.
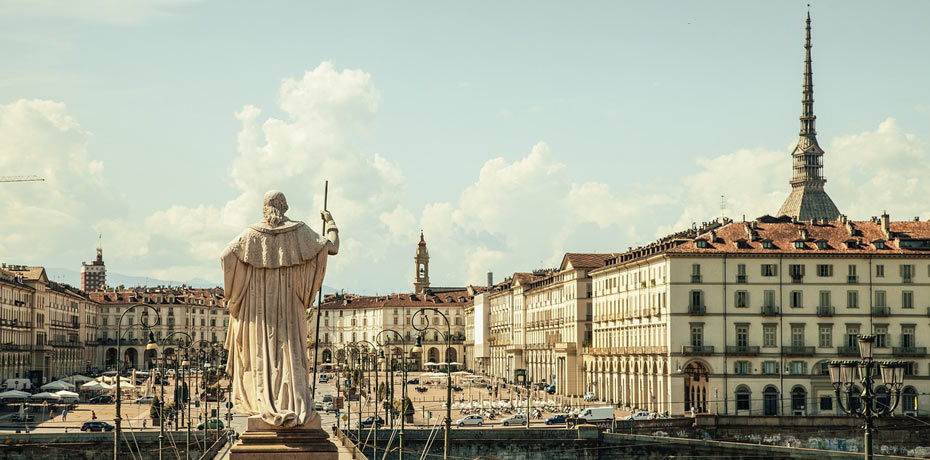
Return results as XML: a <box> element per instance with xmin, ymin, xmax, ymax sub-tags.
<box><xmin>455</xmin><ymin>414</ymin><xmax>484</xmax><ymax>427</ymax></box>
<box><xmin>323</xmin><ymin>402</ymin><xmax>335</xmax><ymax>412</ymax></box>
<box><xmin>582</xmin><ymin>392</ymin><xmax>596</xmax><ymax>401</ymax></box>
<box><xmin>623</xmin><ymin>411</ymin><xmax>655</xmax><ymax>421</ymax></box>
<box><xmin>501</xmin><ymin>413</ymin><xmax>527</xmax><ymax>426</ymax></box>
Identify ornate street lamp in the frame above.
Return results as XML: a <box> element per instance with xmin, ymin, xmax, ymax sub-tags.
<box><xmin>829</xmin><ymin>335</ymin><xmax>906</xmax><ymax>460</ymax></box>
<box><xmin>411</xmin><ymin>308</ymin><xmax>452</xmax><ymax>460</ymax></box>
<box><xmin>375</xmin><ymin>329</ymin><xmax>408</xmax><ymax>460</ymax></box>
<box><xmin>159</xmin><ymin>331</ymin><xmax>192</xmax><ymax>460</ymax></box>
<box><xmin>114</xmin><ymin>304</ymin><xmax>160</xmax><ymax>460</ymax></box>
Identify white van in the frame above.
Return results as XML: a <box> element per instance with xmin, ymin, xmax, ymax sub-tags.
<box><xmin>576</xmin><ymin>406</ymin><xmax>614</xmax><ymax>424</ymax></box>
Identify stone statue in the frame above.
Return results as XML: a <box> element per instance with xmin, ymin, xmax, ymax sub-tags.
<box><xmin>222</xmin><ymin>190</ymin><xmax>339</xmax><ymax>429</ymax></box>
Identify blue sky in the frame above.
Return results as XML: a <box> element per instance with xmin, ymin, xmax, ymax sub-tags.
<box><xmin>2</xmin><ymin>1</ymin><xmax>930</xmax><ymax>293</ymax></box>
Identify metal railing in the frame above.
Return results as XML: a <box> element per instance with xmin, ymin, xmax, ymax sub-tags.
<box><xmin>872</xmin><ymin>306</ymin><xmax>891</xmax><ymax>317</ymax></box>
<box><xmin>816</xmin><ymin>306</ymin><xmax>835</xmax><ymax>317</ymax></box>
<box><xmin>892</xmin><ymin>346</ymin><xmax>927</xmax><ymax>357</ymax></box>
<box><xmin>761</xmin><ymin>305</ymin><xmax>779</xmax><ymax>316</ymax></box>
<box><xmin>725</xmin><ymin>345</ymin><xmax>760</xmax><ymax>356</ymax></box>
<box><xmin>782</xmin><ymin>345</ymin><xmax>815</xmax><ymax>356</ymax></box>
<box><xmin>688</xmin><ymin>304</ymin><xmax>706</xmax><ymax>315</ymax></box>
<box><xmin>681</xmin><ymin>345</ymin><xmax>714</xmax><ymax>355</ymax></box>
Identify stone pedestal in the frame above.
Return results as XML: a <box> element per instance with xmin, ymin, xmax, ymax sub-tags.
<box><xmin>230</xmin><ymin>416</ymin><xmax>338</xmax><ymax>460</ymax></box>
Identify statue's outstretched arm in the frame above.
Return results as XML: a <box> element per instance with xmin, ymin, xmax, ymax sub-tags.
<box><xmin>321</xmin><ymin>210</ymin><xmax>339</xmax><ymax>255</ymax></box>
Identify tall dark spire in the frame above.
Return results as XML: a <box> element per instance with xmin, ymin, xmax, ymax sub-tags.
<box><xmin>777</xmin><ymin>9</ymin><xmax>841</xmax><ymax>222</ymax></box>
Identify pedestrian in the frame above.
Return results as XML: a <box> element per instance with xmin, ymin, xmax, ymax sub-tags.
<box><xmin>62</xmin><ymin>408</ymin><xmax>68</xmax><ymax>422</ymax></box>
<box><xmin>690</xmin><ymin>406</ymin><xmax>696</xmax><ymax>418</ymax></box>
<box><xmin>91</xmin><ymin>411</ymin><xmax>97</xmax><ymax>420</ymax></box>
<box><xmin>143</xmin><ymin>418</ymin><xmax>147</xmax><ymax>429</ymax></box>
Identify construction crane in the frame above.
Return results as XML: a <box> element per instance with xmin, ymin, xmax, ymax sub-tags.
<box><xmin>0</xmin><ymin>175</ymin><xmax>44</xmax><ymax>183</ymax></box>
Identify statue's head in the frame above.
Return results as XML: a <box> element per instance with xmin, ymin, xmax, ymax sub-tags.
<box><xmin>262</xmin><ymin>190</ymin><xmax>289</xmax><ymax>227</ymax></box>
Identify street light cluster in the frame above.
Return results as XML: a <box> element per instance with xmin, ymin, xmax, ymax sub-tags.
<box><xmin>828</xmin><ymin>335</ymin><xmax>907</xmax><ymax>460</ymax></box>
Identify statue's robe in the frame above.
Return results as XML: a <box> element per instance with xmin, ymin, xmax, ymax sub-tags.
<box><xmin>222</xmin><ymin>219</ymin><xmax>329</xmax><ymax>427</ymax></box>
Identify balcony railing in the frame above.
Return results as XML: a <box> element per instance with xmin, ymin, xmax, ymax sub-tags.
<box><xmin>892</xmin><ymin>346</ymin><xmax>927</xmax><ymax>357</ymax></box>
<box><xmin>688</xmin><ymin>305</ymin><xmax>706</xmax><ymax>315</ymax></box>
<box><xmin>691</xmin><ymin>275</ymin><xmax>702</xmax><ymax>283</ymax></box>
<box><xmin>872</xmin><ymin>306</ymin><xmax>891</xmax><ymax>317</ymax></box>
<box><xmin>816</xmin><ymin>306</ymin><xmax>835</xmax><ymax>317</ymax></box>
<box><xmin>837</xmin><ymin>345</ymin><xmax>860</xmax><ymax>356</ymax></box>
<box><xmin>782</xmin><ymin>345</ymin><xmax>815</xmax><ymax>356</ymax></box>
<box><xmin>0</xmin><ymin>343</ymin><xmax>32</xmax><ymax>351</ymax></box>
<box><xmin>681</xmin><ymin>345</ymin><xmax>714</xmax><ymax>355</ymax></box>
<box><xmin>761</xmin><ymin>305</ymin><xmax>779</xmax><ymax>316</ymax></box>
<box><xmin>726</xmin><ymin>345</ymin><xmax>760</xmax><ymax>356</ymax></box>
<box><xmin>736</xmin><ymin>275</ymin><xmax>747</xmax><ymax>284</ymax></box>
<box><xmin>847</xmin><ymin>275</ymin><xmax>858</xmax><ymax>284</ymax></box>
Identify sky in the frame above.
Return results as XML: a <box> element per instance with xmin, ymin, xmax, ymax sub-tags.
<box><xmin>2</xmin><ymin>1</ymin><xmax>930</xmax><ymax>294</ymax></box>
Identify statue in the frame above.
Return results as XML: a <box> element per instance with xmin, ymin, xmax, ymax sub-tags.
<box><xmin>222</xmin><ymin>190</ymin><xmax>339</xmax><ymax>430</ymax></box>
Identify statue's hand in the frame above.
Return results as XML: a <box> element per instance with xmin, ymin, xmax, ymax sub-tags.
<box><xmin>321</xmin><ymin>210</ymin><xmax>335</xmax><ymax>225</ymax></box>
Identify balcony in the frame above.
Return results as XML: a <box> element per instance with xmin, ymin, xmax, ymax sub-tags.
<box><xmin>681</xmin><ymin>345</ymin><xmax>714</xmax><ymax>356</ymax></box>
<box><xmin>691</xmin><ymin>275</ymin><xmax>702</xmax><ymax>283</ymax></box>
<box><xmin>761</xmin><ymin>305</ymin><xmax>779</xmax><ymax>316</ymax></box>
<box><xmin>893</xmin><ymin>346</ymin><xmax>927</xmax><ymax>357</ymax></box>
<box><xmin>726</xmin><ymin>345</ymin><xmax>760</xmax><ymax>356</ymax></box>
<box><xmin>872</xmin><ymin>306</ymin><xmax>891</xmax><ymax>317</ymax></box>
<box><xmin>0</xmin><ymin>343</ymin><xmax>31</xmax><ymax>351</ymax></box>
<box><xmin>847</xmin><ymin>275</ymin><xmax>858</xmax><ymax>284</ymax></box>
<box><xmin>837</xmin><ymin>345</ymin><xmax>860</xmax><ymax>356</ymax></box>
<box><xmin>782</xmin><ymin>345</ymin><xmax>815</xmax><ymax>356</ymax></box>
<box><xmin>688</xmin><ymin>305</ymin><xmax>706</xmax><ymax>316</ymax></box>
<box><xmin>736</xmin><ymin>275</ymin><xmax>747</xmax><ymax>284</ymax></box>
<box><xmin>816</xmin><ymin>306</ymin><xmax>835</xmax><ymax>317</ymax></box>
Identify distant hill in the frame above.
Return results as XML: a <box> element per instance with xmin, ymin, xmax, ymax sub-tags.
<box><xmin>45</xmin><ymin>267</ymin><xmax>337</xmax><ymax>294</ymax></box>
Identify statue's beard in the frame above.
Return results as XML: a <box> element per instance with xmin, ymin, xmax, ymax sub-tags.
<box><xmin>263</xmin><ymin>206</ymin><xmax>286</xmax><ymax>227</ymax></box>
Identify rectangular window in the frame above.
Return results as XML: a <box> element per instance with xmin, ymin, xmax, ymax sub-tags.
<box><xmin>762</xmin><ymin>361</ymin><xmax>778</xmax><ymax>375</ymax></box>
<box><xmin>763</xmin><ymin>290</ymin><xmax>776</xmax><ymax>308</ymax></box>
<box><xmin>847</xmin><ymin>290</ymin><xmax>859</xmax><ymax>309</ymax></box>
<box><xmin>691</xmin><ymin>264</ymin><xmax>702</xmax><ymax>283</ymax></box>
<box><xmin>875</xmin><ymin>326</ymin><xmax>888</xmax><ymax>348</ymax></box>
<box><xmin>790</xmin><ymin>291</ymin><xmax>803</xmax><ymax>308</ymax></box>
<box><xmin>763</xmin><ymin>325</ymin><xmax>777</xmax><ymax>348</ymax></box>
<box><xmin>737</xmin><ymin>264</ymin><xmax>747</xmax><ymax>283</ymax></box>
<box><xmin>690</xmin><ymin>290</ymin><xmax>703</xmax><ymax>307</ymax></box>
<box><xmin>846</xmin><ymin>326</ymin><xmax>860</xmax><ymax>348</ymax></box>
<box><xmin>791</xmin><ymin>326</ymin><xmax>805</xmax><ymax>347</ymax></box>
<box><xmin>735</xmin><ymin>291</ymin><xmax>749</xmax><ymax>308</ymax></box>
<box><xmin>761</xmin><ymin>264</ymin><xmax>777</xmax><ymax>277</ymax></box>
<box><xmin>902</xmin><ymin>291</ymin><xmax>914</xmax><ymax>309</ymax></box>
<box><xmin>819</xmin><ymin>326</ymin><xmax>832</xmax><ymax>348</ymax></box>
<box><xmin>902</xmin><ymin>326</ymin><xmax>915</xmax><ymax>348</ymax></box>
<box><xmin>819</xmin><ymin>290</ymin><xmax>831</xmax><ymax>307</ymax></box>
<box><xmin>901</xmin><ymin>264</ymin><xmax>915</xmax><ymax>283</ymax></box>
<box><xmin>875</xmin><ymin>291</ymin><xmax>886</xmax><ymax>308</ymax></box>
<box><xmin>734</xmin><ymin>361</ymin><xmax>750</xmax><ymax>375</ymax></box>
<box><xmin>736</xmin><ymin>325</ymin><xmax>749</xmax><ymax>347</ymax></box>
<box><xmin>817</xmin><ymin>264</ymin><xmax>833</xmax><ymax>277</ymax></box>
<box><xmin>789</xmin><ymin>264</ymin><xmax>805</xmax><ymax>282</ymax></box>
<box><xmin>820</xmin><ymin>396</ymin><xmax>833</xmax><ymax>411</ymax></box>
<box><xmin>690</xmin><ymin>326</ymin><xmax>703</xmax><ymax>347</ymax></box>
<box><xmin>791</xmin><ymin>361</ymin><xmax>807</xmax><ymax>375</ymax></box>
<box><xmin>848</xmin><ymin>264</ymin><xmax>858</xmax><ymax>283</ymax></box>
<box><xmin>876</xmin><ymin>264</ymin><xmax>885</xmax><ymax>277</ymax></box>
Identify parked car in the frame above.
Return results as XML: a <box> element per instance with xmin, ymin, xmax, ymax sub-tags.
<box><xmin>546</xmin><ymin>385</ymin><xmax>556</xmax><ymax>395</ymax></box>
<box><xmin>81</xmin><ymin>421</ymin><xmax>114</xmax><ymax>432</ymax></box>
<box><xmin>575</xmin><ymin>406</ymin><xmax>614</xmax><ymax>424</ymax></box>
<box><xmin>89</xmin><ymin>395</ymin><xmax>114</xmax><ymax>404</ymax></box>
<box><xmin>319</xmin><ymin>374</ymin><xmax>329</xmax><ymax>383</ymax></box>
<box><xmin>322</xmin><ymin>394</ymin><xmax>333</xmax><ymax>403</ymax></box>
<box><xmin>314</xmin><ymin>401</ymin><xmax>323</xmax><ymax>411</ymax></box>
<box><xmin>501</xmin><ymin>413</ymin><xmax>527</xmax><ymax>426</ymax></box>
<box><xmin>133</xmin><ymin>395</ymin><xmax>155</xmax><ymax>404</ymax></box>
<box><xmin>451</xmin><ymin>386</ymin><xmax>463</xmax><ymax>392</ymax></box>
<box><xmin>197</xmin><ymin>418</ymin><xmax>225</xmax><ymax>430</ymax></box>
<box><xmin>407</xmin><ymin>378</ymin><xmax>419</xmax><ymax>385</ymax></box>
<box><xmin>622</xmin><ymin>411</ymin><xmax>655</xmax><ymax>421</ymax></box>
<box><xmin>358</xmin><ymin>416</ymin><xmax>384</xmax><ymax>428</ymax></box>
<box><xmin>323</xmin><ymin>402</ymin><xmax>335</xmax><ymax>412</ymax></box>
<box><xmin>545</xmin><ymin>413</ymin><xmax>569</xmax><ymax>425</ymax></box>
<box><xmin>455</xmin><ymin>414</ymin><xmax>484</xmax><ymax>427</ymax></box>
<box><xmin>582</xmin><ymin>392</ymin><xmax>596</xmax><ymax>401</ymax></box>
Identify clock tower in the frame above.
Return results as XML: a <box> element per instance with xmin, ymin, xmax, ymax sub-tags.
<box><xmin>414</xmin><ymin>231</ymin><xmax>430</xmax><ymax>294</ymax></box>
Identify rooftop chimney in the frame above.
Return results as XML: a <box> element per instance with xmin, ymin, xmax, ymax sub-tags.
<box><xmin>880</xmin><ymin>212</ymin><xmax>891</xmax><ymax>239</ymax></box>
<box><xmin>487</xmin><ymin>272</ymin><xmax>493</xmax><ymax>287</ymax></box>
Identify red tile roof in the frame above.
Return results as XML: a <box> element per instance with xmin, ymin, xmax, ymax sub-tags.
<box><xmin>321</xmin><ymin>290</ymin><xmax>473</xmax><ymax>310</ymax></box>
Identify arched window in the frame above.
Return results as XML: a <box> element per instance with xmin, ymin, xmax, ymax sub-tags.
<box><xmin>735</xmin><ymin>386</ymin><xmax>751</xmax><ymax>413</ymax></box>
<box><xmin>763</xmin><ymin>386</ymin><xmax>779</xmax><ymax>415</ymax></box>
<box><xmin>902</xmin><ymin>386</ymin><xmax>918</xmax><ymax>415</ymax></box>
<box><xmin>791</xmin><ymin>386</ymin><xmax>807</xmax><ymax>415</ymax></box>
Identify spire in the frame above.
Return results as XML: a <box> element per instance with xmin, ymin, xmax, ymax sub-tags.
<box><xmin>418</xmin><ymin>230</ymin><xmax>426</xmax><ymax>247</ymax></box>
<box><xmin>776</xmin><ymin>9</ymin><xmax>840</xmax><ymax>222</ymax></box>
<box><xmin>800</xmin><ymin>7</ymin><xmax>816</xmax><ymax>138</ymax></box>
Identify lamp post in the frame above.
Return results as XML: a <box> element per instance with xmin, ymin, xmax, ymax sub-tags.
<box><xmin>410</xmin><ymin>307</ymin><xmax>452</xmax><ymax>460</ymax></box>
<box><xmin>353</xmin><ymin>339</ymin><xmax>379</xmax><ymax>460</ymax></box>
<box><xmin>158</xmin><ymin>332</ymin><xmax>192</xmax><ymax>460</ymax></box>
<box><xmin>829</xmin><ymin>335</ymin><xmax>906</xmax><ymax>460</ymax></box>
<box><xmin>114</xmin><ymin>304</ymin><xmax>160</xmax><ymax>460</ymax></box>
<box><xmin>375</xmin><ymin>329</ymin><xmax>407</xmax><ymax>460</ymax></box>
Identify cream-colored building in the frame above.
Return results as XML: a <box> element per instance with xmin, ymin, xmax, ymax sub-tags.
<box><xmin>585</xmin><ymin>215</ymin><xmax>930</xmax><ymax>416</ymax></box>
<box><xmin>90</xmin><ymin>287</ymin><xmax>229</xmax><ymax>371</ymax></box>
<box><xmin>0</xmin><ymin>267</ymin><xmax>35</xmax><ymax>381</ymax></box>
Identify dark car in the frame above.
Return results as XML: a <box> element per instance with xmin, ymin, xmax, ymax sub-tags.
<box><xmin>81</xmin><ymin>421</ymin><xmax>115</xmax><ymax>432</ymax></box>
<box><xmin>407</xmin><ymin>378</ymin><xmax>419</xmax><ymax>385</ymax></box>
<box><xmin>545</xmin><ymin>413</ymin><xmax>569</xmax><ymax>425</ymax></box>
<box><xmin>358</xmin><ymin>416</ymin><xmax>385</xmax><ymax>428</ymax></box>
<box><xmin>89</xmin><ymin>395</ymin><xmax>114</xmax><ymax>404</ymax></box>
<box><xmin>322</xmin><ymin>394</ymin><xmax>333</xmax><ymax>403</ymax></box>
<box><xmin>546</xmin><ymin>385</ymin><xmax>556</xmax><ymax>395</ymax></box>
<box><xmin>197</xmin><ymin>418</ymin><xmax>225</xmax><ymax>430</ymax></box>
